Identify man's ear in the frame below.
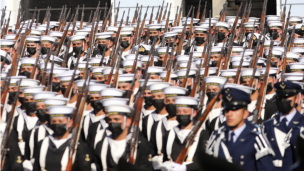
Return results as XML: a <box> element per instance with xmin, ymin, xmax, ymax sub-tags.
<box><xmin>126</xmin><ymin>118</ymin><xmax>132</xmax><ymax>127</ymax></box>
<box><xmin>243</xmin><ymin>109</ymin><xmax>249</xmax><ymax>119</ymax></box>
<box><xmin>193</xmin><ymin>109</ymin><xmax>197</xmax><ymax>118</ymax></box>
<box><xmin>69</xmin><ymin>119</ymin><xmax>74</xmax><ymax>128</ymax></box>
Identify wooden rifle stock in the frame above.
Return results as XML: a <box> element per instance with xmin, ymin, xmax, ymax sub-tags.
<box><xmin>287</xmin><ymin>25</ymin><xmax>296</xmax><ymax>52</ymax></box>
<box><xmin>163</xmin><ymin>3</ymin><xmax>168</xmax><ymax>20</ymax></box>
<box><xmin>157</xmin><ymin>0</ymin><xmax>165</xmax><ymax>23</ymax></box>
<box><xmin>200</xmin><ymin>1</ymin><xmax>207</xmax><ymax>22</ymax></box>
<box><xmin>281</xmin><ymin>5</ymin><xmax>292</xmax><ymax>46</ymax></box>
<box><xmin>79</xmin><ymin>5</ymin><xmax>85</xmax><ymax>29</ymax></box>
<box><xmin>132</xmin><ymin>4</ymin><xmax>139</xmax><ymax>24</ymax></box>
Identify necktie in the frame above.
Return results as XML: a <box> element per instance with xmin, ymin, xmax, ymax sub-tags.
<box><xmin>281</xmin><ymin>117</ymin><xmax>288</xmax><ymax>132</ymax></box>
<box><xmin>228</xmin><ymin>131</ymin><xmax>235</xmax><ymax>147</ymax></box>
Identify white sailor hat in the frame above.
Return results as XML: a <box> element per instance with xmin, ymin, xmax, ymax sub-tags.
<box><xmin>140</xmin><ymin>56</ymin><xmax>158</xmax><ymax>63</ymax></box>
<box><xmin>264</xmin><ymin>49</ymin><xmax>283</xmax><ymax>58</ymax></box>
<box><xmin>148</xmin><ymin>82</ymin><xmax>171</xmax><ymax>93</ymax></box>
<box><xmin>48</xmin><ymin>106</ymin><xmax>75</xmax><ymax>118</ymax></box>
<box><xmin>91</xmin><ymin>67</ymin><xmax>110</xmax><ymax>76</ymax></box>
<box><xmin>74</xmin><ymin>80</ymin><xmax>96</xmax><ymax>90</ymax></box>
<box><xmin>284</xmin><ymin>73</ymin><xmax>304</xmax><ymax>81</ymax></box>
<box><xmin>192</xmin><ymin>51</ymin><xmax>203</xmax><ymax>59</ymax></box>
<box><xmin>263</xmin><ymin>40</ymin><xmax>281</xmax><ymax>47</ymax></box>
<box><xmin>215</xmin><ymin>22</ymin><xmax>229</xmax><ymax>30</ymax></box>
<box><xmin>9</xmin><ymin>76</ymin><xmax>26</xmax><ymax>86</ymax></box>
<box><xmin>267</xmin><ymin>20</ymin><xmax>282</xmax><ymax>25</ymax></box>
<box><xmin>174</xmin><ymin>96</ymin><xmax>198</xmax><ymax>107</ymax></box>
<box><xmin>123</xmin><ymin>60</ymin><xmax>143</xmax><ymax>69</ymax></box>
<box><xmin>200</xmin><ymin>67</ymin><xmax>218</xmax><ymax>76</ymax></box>
<box><xmin>117</xmin><ymin>74</ymin><xmax>134</xmax><ymax>84</ymax></box>
<box><xmin>106</xmin><ymin>104</ymin><xmax>133</xmax><ymax>117</ymax></box>
<box><xmin>266</xmin><ymin>15</ymin><xmax>280</xmax><ymax>20</ymax></box>
<box><xmin>268</xmin><ymin>22</ymin><xmax>283</xmax><ymax>28</ymax></box>
<box><xmin>240</xmin><ymin>49</ymin><xmax>254</xmax><ymax>57</ymax></box>
<box><xmin>22</xmin><ymin>86</ymin><xmax>45</xmax><ymax>96</ymax></box>
<box><xmin>147</xmin><ymin>67</ymin><xmax>165</xmax><ymax>75</ymax></box>
<box><xmin>100</xmin><ymin>88</ymin><xmax>125</xmax><ymax>98</ymax></box>
<box><xmin>102</xmin><ymin>68</ymin><xmax>123</xmax><ymax>78</ymax></box>
<box><xmin>204</xmin><ymin>76</ymin><xmax>227</xmax><ymax>87</ymax></box>
<box><xmin>0</xmin><ymin>40</ymin><xmax>15</xmax><ymax>48</ymax></box>
<box><xmin>70</xmin><ymin>35</ymin><xmax>86</xmax><ymax>42</ymax></box>
<box><xmin>77</xmin><ymin>62</ymin><xmax>92</xmax><ymax>71</ymax></box>
<box><xmin>227</xmin><ymin>18</ymin><xmax>241</xmax><ymax>25</ymax></box>
<box><xmin>26</xmin><ymin>36</ymin><xmax>40</xmax><ymax>43</ymax></box>
<box><xmin>159</xmin><ymin>71</ymin><xmax>178</xmax><ymax>81</ymax></box>
<box><xmin>106</xmin><ymin>26</ymin><xmax>118</xmax><ymax>33</ymax></box>
<box><xmin>56</xmin><ymin>69</ymin><xmax>80</xmax><ymax>78</ymax></box>
<box><xmin>176</xmin><ymin>55</ymin><xmax>190</xmax><ymax>62</ymax></box>
<box><xmin>47</xmin><ymin>67</ymin><xmax>69</xmax><ymax>76</ymax></box>
<box><xmin>210</xmin><ymin>46</ymin><xmax>222</xmax><ymax>55</ymax></box>
<box><xmin>177</xmin><ymin>61</ymin><xmax>196</xmax><ymax>70</ymax></box>
<box><xmin>294</xmin><ymin>39</ymin><xmax>304</xmax><ymax>46</ymax></box>
<box><xmin>257</xmin><ymin>57</ymin><xmax>267</xmax><ymax>67</ymax></box>
<box><xmin>157</xmin><ymin>47</ymin><xmax>172</xmax><ymax>55</ymax></box>
<box><xmin>248</xmin><ymin>17</ymin><xmax>260</xmax><ymax>23</ymax></box>
<box><xmin>33</xmin><ymin>92</ymin><xmax>58</xmax><ymax>102</ymax></box>
<box><xmin>120</xmin><ymin>31</ymin><xmax>133</xmax><ymax>37</ymax></box>
<box><xmin>291</xmin><ymin>47</ymin><xmax>304</xmax><ymax>55</ymax></box>
<box><xmin>176</xmin><ymin>69</ymin><xmax>197</xmax><ymax>79</ymax></box>
<box><xmin>124</xmin><ymin>54</ymin><xmax>141</xmax><ymax>61</ymax></box>
<box><xmin>17</xmin><ymin>78</ymin><xmax>39</xmax><ymax>88</ymax></box>
<box><xmin>138</xmin><ymin>79</ymin><xmax>162</xmax><ymax>88</ymax></box>
<box><xmin>272</xmin><ymin>46</ymin><xmax>285</xmax><ymax>52</ymax></box>
<box><xmin>148</xmin><ymin>24</ymin><xmax>162</xmax><ymax>31</ymax></box>
<box><xmin>49</xmin><ymin>31</ymin><xmax>63</xmax><ymax>38</ymax></box>
<box><xmin>285</xmin><ymin>52</ymin><xmax>300</xmax><ymax>61</ymax></box>
<box><xmin>134</xmin><ymin>44</ymin><xmax>151</xmax><ymax>53</ymax></box>
<box><xmin>195</xmin><ymin>58</ymin><xmax>204</xmax><ymax>68</ymax></box>
<box><xmin>258</xmin><ymin>67</ymin><xmax>278</xmax><ymax>76</ymax></box>
<box><xmin>225</xmin><ymin>16</ymin><xmax>237</xmax><ymax>21</ymax></box>
<box><xmin>96</xmin><ymin>34</ymin><xmax>112</xmax><ymax>40</ymax></box>
<box><xmin>199</xmin><ymin>22</ymin><xmax>215</xmax><ymax>28</ymax></box>
<box><xmin>35</xmin><ymin>25</ymin><xmax>47</xmax><ymax>32</ymax></box>
<box><xmin>193</xmin><ymin>26</ymin><xmax>208</xmax><ymax>33</ymax></box>
<box><xmin>289</xmin><ymin>16</ymin><xmax>303</xmax><ymax>24</ymax></box>
<box><xmin>0</xmin><ymin>50</ymin><xmax>12</xmax><ymax>64</ymax></box>
<box><xmin>241</xmin><ymin>68</ymin><xmax>261</xmax><ymax>79</ymax></box>
<box><xmin>41</xmin><ymin>35</ymin><xmax>56</xmax><ymax>43</ymax></box>
<box><xmin>88</xmin><ymin>58</ymin><xmax>102</xmax><ymax>67</ymax></box>
<box><xmin>162</xmin><ymin>86</ymin><xmax>187</xmax><ymax>97</ymax></box>
<box><xmin>0</xmin><ymin>72</ymin><xmax>7</xmax><ymax>79</ymax></box>
<box><xmin>230</xmin><ymin>55</ymin><xmax>251</xmax><ymax>63</ymax></box>
<box><xmin>95</xmin><ymin>32</ymin><xmax>113</xmax><ymax>37</ymax></box>
<box><xmin>3</xmin><ymin>34</ymin><xmax>17</xmax><ymax>40</ymax></box>
<box><xmin>20</xmin><ymin>58</ymin><xmax>36</xmax><ymax>67</ymax></box>
<box><xmin>182</xmin><ymin>19</ymin><xmax>200</xmax><ymax>26</ymax></box>
<box><xmin>163</xmin><ymin>32</ymin><xmax>178</xmax><ymax>39</ymax></box>
<box><xmin>224</xmin><ymin>83</ymin><xmax>254</xmax><ymax>94</ymax></box>
<box><xmin>121</xmin><ymin>26</ymin><xmax>135</xmax><ymax>32</ymax></box>
<box><xmin>244</xmin><ymin>23</ymin><xmax>259</xmax><ymax>29</ymax></box>
<box><xmin>220</xmin><ymin>69</ymin><xmax>238</xmax><ymax>78</ymax></box>
<box><xmin>289</xmin><ymin>63</ymin><xmax>304</xmax><ymax>72</ymax></box>
<box><xmin>44</xmin><ymin>97</ymin><xmax>69</xmax><ymax>107</ymax></box>
<box><xmin>29</xmin><ymin>30</ymin><xmax>42</xmax><ymax>36</ymax></box>
<box><xmin>231</xmin><ymin>46</ymin><xmax>244</xmax><ymax>54</ymax></box>
<box><xmin>89</xmin><ymin>84</ymin><xmax>109</xmax><ymax>95</ymax></box>
<box><xmin>296</xmin><ymin>57</ymin><xmax>304</xmax><ymax>63</ymax></box>
<box><xmin>74</xmin><ymin>30</ymin><xmax>90</xmax><ymax>36</ymax></box>
<box><xmin>57</xmin><ymin>74</ymin><xmax>79</xmax><ymax>83</ymax></box>
<box><xmin>100</xmin><ymin>98</ymin><xmax>128</xmax><ymax>107</ymax></box>
<box><xmin>171</xmin><ymin>26</ymin><xmax>184</xmax><ymax>34</ymax></box>
<box><xmin>230</xmin><ymin>60</ymin><xmax>250</xmax><ymax>68</ymax></box>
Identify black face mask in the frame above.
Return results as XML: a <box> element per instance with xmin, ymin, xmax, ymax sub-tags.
<box><xmin>25</xmin><ymin>102</ymin><xmax>36</xmax><ymax>113</ymax></box>
<box><xmin>195</xmin><ymin>37</ymin><xmax>205</xmax><ymax>45</ymax></box>
<box><xmin>9</xmin><ymin>92</ymin><xmax>17</xmax><ymax>102</ymax></box>
<box><xmin>266</xmin><ymin>83</ymin><xmax>273</xmax><ymax>94</ymax></box>
<box><xmin>121</xmin><ymin>41</ymin><xmax>130</xmax><ymax>49</ymax></box>
<box><xmin>270</xmin><ymin>62</ymin><xmax>277</xmax><ymax>67</ymax></box>
<box><xmin>78</xmin><ymin>76</ymin><xmax>83</xmax><ymax>80</ymax></box>
<box><xmin>73</xmin><ymin>46</ymin><xmax>83</xmax><ymax>55</ymax></box>
<box><xmin>186</xmin><ymin>86</ymin><xmax>192</xmax><ymax>96</ymax></box>
<box><xmin>154</xmin><ymin>60</ymin><xmax>163</xmax><ymax>67</ymax></box>
<box><xmin>144</xmin><ymin>96</ymin><xmax>153</xmax><ymax>106</ymax></box>
<box><xmin>54</xmin><ymin>42</ymin><xmax>59</xmax><ymax>49</ymax></box>
<box><xmin>41</xmin><ymin>47</ymin><xmax>50</xmax><ymax>55</ymax></box>
<box><xmin>50</xmin><ymin>123</ymin><xmax>67</xmax><ymax>137</ymax></box>
<box><xmin>108</xmin><ymin>123</ymin><xmax>123</xmax><ymax>139</ymax></box>
<box><xmin>86</xmin><ymin>96</ymin><xmax>91</xmax><ymax>104</ymax></box>
<box><xmin>139</xmin><ymin>51</ymin><xmax>149</xmax><ymax>55</ymax></box>
<box><xmin>206</xmin><ymin>92</ymin><xmax>217</xmax><ymax>103</ymax></box>
<box><xmin>19</xmin><ymin>71</ymin><xmax>31</xmax><ymax>78</ymax></box>
<box><xmin>61</xmin><ymin>87</ymin><xmax>67</xmax><ymax>96</ymax></box>
<box><xmin>166</xmin><ymin>42</ymin><xmax>174</xmax><ymax>47</ymax></box>
<box><xmin>98</xmin><ymin>44</ymin><xmax>108</xmax><ymax>53</ymax></box>
<box><xmin>36</xmin><ymin>109</ymin><xmax>49</xmax><ymax>123</ymax></box>
<box><xmin>64</xmin><ymin>37</ymin><xmax>70</xmax><ymax>44</ymax></box>
<box><xmin>276</xmin><ymin>98</ymin><xmax>294</xmax><ymax>115</ymax></box>
<box><xmin>52</xmin><ymin>82</ymin><xmax>61</xmax><ymax>92</ymax></box>
<box><xmin>152</xmin><ymin>99</ymin><xmax>166</xmax><ymax>112</ymax></box>
<box><xmin>97</xmin><ymin>81</ymin><xmax>105</xmax><ymax>84</ymax></box>
<box><xmin>218</xmin><ymin>32</ymin><xmax>226</xmax><ymax>41</ymax></box>
<box><xmin>149</xmin><ymin>35</ymin><xmax>159</xmax><ymax>42</ymax></box>
<box><xmin>91</xmin><ymin>100</ymin><xmax>104</xmax><ymax>113</ymax></box>
<box><xmin>177</xmin><ymin>115</ymin><xmax>192</xmax><ymax>127</ymax></box>
<box><xmin>211</xmin><ymin>61</ymin><xmax>218</xmax><ymax>67</ymax></box>
<box><xmin>270</xmin><ymin>31</ymin><xmax>279</xmax><ymax>40</ymax></box>
<box><xmin>19</xmin><ymin>97</ymin><xmax>25</xmax><ymax>106</ymax></box>
<box><xmin>122</xmin><ymin>90</ymin><xmax>129</xmax><ymax>98</ymax></box>
<box><xmin>166</xmin><ymin>104</ymin><xmax>177</xmax><ymax>117</ymax></box>
<box><xmin>245</xmin><ymin>32</ymin><xmax>250</xmax><ymax>38</ymax></box>
<box><xmin>27</xmin><ymin>47</ymin><xmax>37</xmax><ymax>55</ymax></box>
<box><xmin>286</xmin><ymin>65</ymin><xmax>291</xmax><ymax>73</ymax></box>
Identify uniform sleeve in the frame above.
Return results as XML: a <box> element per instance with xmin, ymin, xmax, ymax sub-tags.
<box><xmin>33</xmin><ymin>141</ymin><xmax>42</xmax><ymax>171</ymax></box>
<box><xmin>264</xmin><ymin>100</ymin><xmax>278</xmax><ymax>121</ymax></box>
<box><xmin>72</xmin><ymin>142</ymin><xmax>92</xmax><ymax>171</ymax></box>
<box><xmin>148</xmin><ymin>121</ymin><xmax>159</xmax><ymax>156</ymax></box>
<box><xmin>135</xmin><ymin>134</ymin><xmax>154</xmax><ymax>169</ymax></box>
<box><xmin>254</xmin><ymin>133</ymin><xmax>276</xmax><ymax>171</ymax></box>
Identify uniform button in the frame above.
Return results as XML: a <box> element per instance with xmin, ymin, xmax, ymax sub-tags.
<box><xmin>240</xmin><ymin>155</ymin><xmax>244</xmax><ymax>159</ymax></box>
<box><xmin>271</xmin><ymin>138</ymin><xmax>274</xmax><ymax>141</ymax></box>
<box><xmin>240</xmin><ymin>161</ymin><xmax>244</xmax><ymax>165</ymax></box>
<box><xmin>223</xmin><ymin>138</ymin><xmax>226</xmax><ymax>141</ymax></box>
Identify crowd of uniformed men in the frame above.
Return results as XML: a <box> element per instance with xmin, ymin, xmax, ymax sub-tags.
<box><xmin>1</xmin><ymin>0</ymin><xmax>304</xmax><ymax>170</ymax></box>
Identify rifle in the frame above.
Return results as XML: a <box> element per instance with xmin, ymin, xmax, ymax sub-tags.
<box><xmin>239</xmin><ymin>2</ymin><xmax>248</xmax><ymax>32</ymax></box>
<box><xmin>259</xmin><ymin>0</ymin><xmax>269</xmax><ymax>33</ymax></box>
<box><xmin>245</xmin><ymin>1</ymin><xmax>252</xmax><ymax>23</ymax></box>
<box><xmin>47</xmin><ymin>45</ymin><xmax>57</xmax><ymax>91</ymax></box>
<box><xmin>1</xmin><ymin>11</ymin><xmax>11</xmax><ymax>38</ymax></box>
<box><xmin>87</xmin><ymin>10</ymin><xmax>93</xmax><ymax>25</ymax></box>
<box><xmin>161</xmin><ymin>3</ymin><xmax>172</xmax><ymax>47</ymax></box>
<box><xmin>36</xmin><ymin>10</ymin><xmax>40</xmax><ymax>27</ymax></box>
<box><xmin>249</xmin><ymin>32</ymin><xmax>264</xmax><ymax>87</ymax></box>
<box><xmin>58</xmin><ymin>5</ymin><xmax>64</xmax><ymax>22</ymax></box>
<box><xmin>162</xmin><ymin>3</ymin><xmax>168</xmax><ymax>20</ymax></box>
<box><xmin>0</xmin><ymin>55</ymin><xmax>11</xmax><ymax>117</ymax></box>
<box><xmin>281</xmin><ymin>5</ymin><xmax>292</xmax><ymax>46</ymax></box>
<box><xmin>131</xmin><ymin>5</ymin><xmax>143</xmax><ymax>49</ymax></box>
<box><xmin>55</xmin><ymin>14</ymin><xmax>74</xmax><ymax>57</ymax></box>
<box><xmin>280</xmin><ymin>45</ymin><xmax>288</xmax><ymax>82</ymax></box>
<box><xmin>42</xmin><ymin>7</ymin><xmax>49</xmax><ymax>24</ymax></box>
<box><xmin>114</xmin><ymin>1</ymin><xmax>120</xmax><ymax>26</ymax></box>
<box><xmin>158</xmin><ymin>0</ymin><xmax>165</xmax><ymax>24</ymax></box>
<box><xmin>1</xmin><ymin>79</ymin><xmax>22</xmax><ymax>169</ymax></box>
<box><xmin>252</xmin><ymin>41</ymin><xmax>274</xmax><ymax>124</ymax></box>
<box><xmin>247</xmin><ymin>20</ymin><xmax>257</xmax><ymax>49</ymax></box>
<box><xmin>0</xmin><ymin>6</ymin><xmax>6</xmax><ymax>27</ymax></box>
<box><xmin>57</xmin><ymin>6</ymin><xmax>67</xmax><ymax>31</ymax></box>
<box><xmin>132</xmin><ymin>3</ymin><xmax>139</xmax><ymax>24</ymax></box>
<box><xmin>108</xmin><ymin>6</ymin><xmax>112</xmax><ymax>26</ymax></box>
<box><xmin>200</xmin><ymin>1</ymin><xmax>207</xmax><ymax>22</ymax></box>
<box><xmin>180</xmin><ymin>51</ymin><xmax>194</xmax><ymax>88</ymax></box>
<box><xmin>175</xmin><ymin>80</ymin><xmax>227</xmax><ymax>164</ymax></box>
<box><xmin>218</xmin><ymin>1</ymin><xmax>228</xmax><ymax>22</ymax></box>
<box><xmin>173</xmin><ymin>6</ymin><xmax>179</xmax><ymax>27</ymax></box>
<box><xmin>112</xmin><ymin>49</ymin><xmax>123</xmax><ymax>88</ymax></box>
<box><xmin>101</xmin><ymin>4</ymin><xmax>112</xmax><ymax>32</ymax></box>
<box><xmin>45</xmin><ymin>12</ymin><xmax>51</xmax><ymax>35</ymax></box>
<box><xmin>215</xmin><ymin>37</ymin><xmax>227</xmax><ymax>76</ymax></box>
<box><xmin>185</xmin><ymin>7</ymin><xmax>195</xmax><ymax>52</ymax></box>
<box><xmin>15</xmin><ymin>4</ymin><xmax>21</xmax><ymax>29</ymax></box>
<box><xmin>287</xmin><ymin>25</ymin><xmax>296</xmax><ymax>52</ymax></box>
<box><xmin>176</xmin><ymin>6</ymin><xmax>193</xmax><ymax>56</ymax></box>
<box><xmin>126</xmin><ymin>8</ymin><xmax>130</xmax><ymax>26</ymax></box>
<box><xmin>165</xmin><ymin>37</ymin><xmax>177</xmax><ymax>83</ymax></box>
<box><xmin>196</xmin><ymin>0</ymin><xmax>201</xmax><ymax>19</ymax></box>
<box><xmin>177</xmin><ymin>3</ymin><xmax>183</xmax><ymax>26</ymax></box>
<box><xmin>155</xmin><ymin>5</ymin><xmax>160</xmax><ymax>20</ymax></box>
<box><xmin>281</xmin><ymin>0</ymin><xmax>287</xmax><ymax>27</ymax></box>
<box><xmin>79</xmin><ymin>5</ymin><xmax>85</xmax><ymax>29</ymax></box>
<box><xmin>135</xmin><ymin>6</ymin><xmax>149</xmax><ymax>46</ymax></box>
<box><xmin>30</xmin><ymin>47</ymin><xmax>42</xmax><ymax>79</ymax></box>
<box><xmin>234</xmin><ymin>46</ymin><xmax>247</xmax><ymax>84</ymax></box>
<box><xmin>149</xmin><ymin>6</ymin><xmax>154</xmax><ymax>24</ymax></box>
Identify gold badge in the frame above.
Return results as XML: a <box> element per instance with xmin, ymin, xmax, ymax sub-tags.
<box><xmin>148</xmin><ymin>154</ymin><xmax>152</xmax><ymax>162</ymax></box>
<box><xmin>16</xmin><ymin>156</ymin><xmax>22</xmax><ymax>163</ymax></box>
<box><xmin>138</xmin><ymin>45</ymin><xmax>146</xmax><ymax>53</ymax></box>
<box><xmin>301</xmin><ymin>25</ymin><xmax>304</xmax><ymax>31</ymax></box>
<box><xmin>280</xmin><ymin>82</ymin><xmax>286</xmax><ymax>89</ymax></box>
<box><xmin>240</xmin><ymin>139</ymin><xmax>245</xmax><ymax>142</ymax></box>
<box><xmin>293</xmin><ymin>121</ymin><xmax>299</xmax><ymax>125</ymax></box>
<box><xmin>85</xmin><ymin>154</ymin><xmax>90</xmax><ymax>161</ymax></box>
<box><xmin>225</xmin><ymin>88</ymin><xmax>230</xmax><ymax>93</ymax></box>
<box><xmin>226</xmin><ymin>94</ymin><xmax>233</xmax><ymax>101</ymax></box>
<box><xmin>252</xmin><ymin>34</ymin><xmax>257</xmax><ymax>40</ymax></box>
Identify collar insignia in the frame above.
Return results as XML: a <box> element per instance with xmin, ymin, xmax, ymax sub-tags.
<box><xmin>85</xmin><ymin>154</ymin><xmax>90</xmax><ymax>161</ymax></box>
<box><xmin>240</xmin><ymin>139</ymin><xmax>245</xmax><ymax>142</ymax></box>
<box><xmin>293</xmin><ymin>121</ymin><xmax>299</xmax><ymax>125</ymax></box>
<box><xmin>138</xmin><ymin>45</ymin><xmax>146</xmax><ymax>53</ymax></box>
<box><xmin>225</xmin><ymin>88</ymin><xmax>230</xmax><ymax>94</ymax></box>
<box><xmin>280</xmin><ymin>82</ymin><xmax>286</xmax><ymax>89</ymax></box>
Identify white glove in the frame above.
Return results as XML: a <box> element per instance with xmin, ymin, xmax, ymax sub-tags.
<box><xmin>91</xmin><ymin>163</ymin><xmax>97</xmax><ymax>171</ymax></box>
<box><xmin>152</xmin><ymin>155</ymin><xmax>163</xmax><ymax>170</ymax></box>
<box><xmin>169</xmin><ymin>163</ymin><xmax>186</xmax><ymax>171</ymax></box>
<box><xmin>23</xmin><ymin>160</ymin><xmax>33</xmax><ymax>171</ymax></box>
<box><xmin>160</xmin><ymin>161</ymin><xmax>174</xmax><ymax>171</ymax></box>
